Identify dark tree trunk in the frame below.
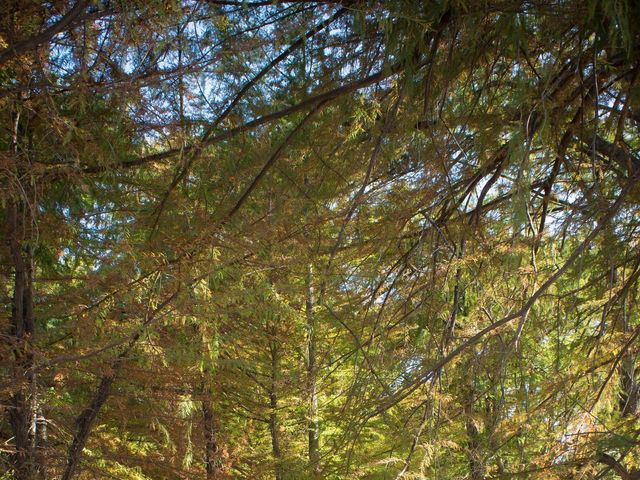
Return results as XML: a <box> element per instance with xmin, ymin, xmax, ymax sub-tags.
<box><xmin>202</xmin><ymin>398</ymin><xmax>218</xmax><ymax>480</ymax></box>
<box><xmin>464</xmin><ymin>411</ymin><xmax>485</xmax><ymax>480</ymax></box>
<box><xmin>62</xmin><ymin>374</ymin><xmax>116</xmax><ymax>480</ymax></box>
<box><xmin>619</xmin><ymin>278</ymin><xmax>639</xmax><ymax>417</ymax></box>
<box><xmin>269</xmin><ymin>324</ymin><xmax>283</xmax><ymax>480</ymax></box>
<box><xmin>7</xmin><ymin>200</ymin><xmax>38</xmax><ymax>480</ymax></box>
<box><xmin>61</xmin><ymin>290</ymin><xmax>176</xmax><ymax>480</ymax></box>
<box><xmin>306</xmin><ymin>264</ymin><xmax>320</xmax><ymax>477</ymax></box>
<box><xmin>619</xmin><ymin>357</ymin><xmax>639</xmax><ymax>416</ymax></box>
<box><xmin>5</xmin><ymin>106</ymin><xmax>43</xmax><ymax>480</ymax></box>
<box><xmin>610</xmin><ymin>262</ymin><xmax>640</xmax><ymax>417</ymax></box>
<box><xmin>462</xmin><ymin>378</ymin><xmax>485</xmax><ymax>480</ymax></box>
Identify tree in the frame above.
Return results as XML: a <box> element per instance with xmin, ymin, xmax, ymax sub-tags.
<box><xmin>1</xmin><ymin>1</ymin><xmax>640</xmax><ymax>479</ymax></box>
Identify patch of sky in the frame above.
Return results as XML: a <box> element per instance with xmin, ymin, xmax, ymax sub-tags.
<box><xmin>391</xmin><ymin>355</ymin><xmax>423</xmax><ymax>392</ymax></box>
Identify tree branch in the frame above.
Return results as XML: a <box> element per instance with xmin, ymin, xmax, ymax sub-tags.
<box><xmin>0</xmin><ymin>1</ymin><xmax>91</xmax><ymax>66</ymax></box>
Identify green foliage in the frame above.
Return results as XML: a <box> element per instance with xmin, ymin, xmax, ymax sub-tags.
<box><xmin>1</xmin><ymin>1</ymin><xmax>640</xmax><ymax>479</ymax></box>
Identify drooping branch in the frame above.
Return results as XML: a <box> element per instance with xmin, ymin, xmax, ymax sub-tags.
<box><xmin>82</xmin><ymin>59</ymin><xmax>409</xmax><ymax>174</ymax></box>
<box><xmin>597</xmin><ymin>452</ymin><xmax>640</xmax><ymax>480</ymax></box>
<box><xmin>367</xmin><ymin>179</ymin><xmax>635</xmax><ymax>419</ymax></box>
<box><xmin>227</xmin><ymin>102</ymin><xmax>327</xmax><ymax>219</ymax></box>
<box><xmin>150</xmin><ymin>6</ymin><xmax>347</xmax><ymax>227</ymax></box>
<box><xmin>0</xmin><ymin>0</ymin><xmax>92</xmax><ymax>66</ymax></box>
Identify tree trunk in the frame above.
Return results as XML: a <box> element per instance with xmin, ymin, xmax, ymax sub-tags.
<box><xmin>462</xmin><ymin>380</ymin><xmax>485</xmax><ymax>480</ymax></box>
<box><xmin>464</xmin><ymin>412</ymin><xmax>485</xmax><ymax>480</ymax></box>
<box><xmin>5</xmin><ymin>106</ymin><xmax>44</xmax><ymax>479</ymax></box>
<box><xmin>198</xmin><ymin>317</ymin><xmax>220</xmax><ymax>479</ymax></box>
<box><xmin>269</xmin><ymin>324</ymin><xmax>283</xmax><ymax>480</ymax></box>
<box><xmin>619</xmin><ymin>277</ymin><xmax>639</xmax><ymax>417</ymax></box>
<box><xmin>202</xmin><ymin>394</ymin><xmax>218</xmax><ymax>480</ymax></box>
<box><xmin>62</xmin><ymin>374</ymin><xmax>116</xmax><ymax>480</ymax></box>
<box><xmin>7</xmin><ymin>200</ymin><xmax>38</xmax><ymax>480</ymax></box>
<box><xmin>608</xmin><ymin>259</ymin><xmax>640</xmax><ymax>417</ymax></box>
<box><xmin>306</xmin><ymin>263</ymin><xmax>321</xmax><ymax>477</ymax></box>
<box><xmin>61</xmin><ymin>289</ymin><xmax>177</xmax><ymax>480</ymax></box>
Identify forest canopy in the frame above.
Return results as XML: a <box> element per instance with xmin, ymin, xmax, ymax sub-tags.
<box><xmin>1</xmin><ymin>0</ymin><xmax>640</xmax><ymax>479</ymax></box>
